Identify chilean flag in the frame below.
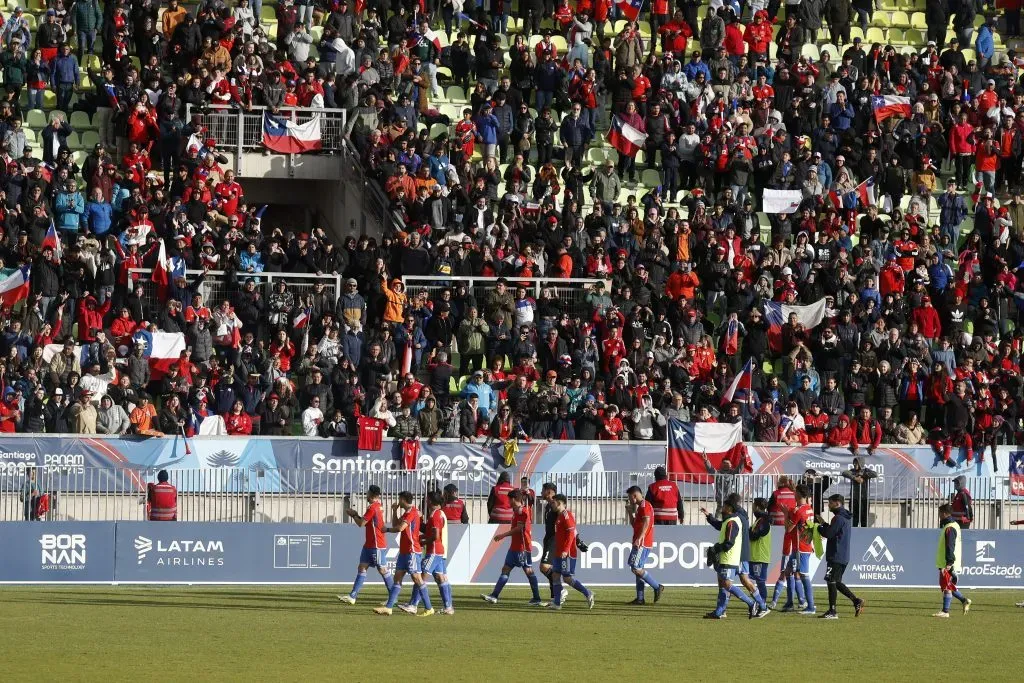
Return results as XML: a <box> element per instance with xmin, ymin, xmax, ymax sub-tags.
<box><xmin>292</xmin><ymin>307</ymin><xmax>311</xmax><ymax>330</ymax></box>
<box><xmin>262</xmin><ymin>112</ymin><xmax>323</xmax><ymax>154</ymax></box>
<box><xmin>152</xmin><ymin>238</ymin><xmax>170</xmax><ymax>302</ymax></box>
<box><xmin>872</xmin><ymin>95</ymin><xmax>912</xmax><ymax>123</ymax></box>
<box><xmin>722</xmin><ymin>358</ymin><xmax>754</xmax><ymax>404</ymax></box>
<box><xmin>764</xmin><ymin>298</ymin><xmax>828</xmax><ymax>353</ymax></box>
<box><xmin>616</xmin><ymin>0</ymin><xmax>644</xmax><ymax>21</ymax></box>
<box><xmin>856</xmin><ymin>177</ymin><xmax>877</xmax><ymax>208</ymax></box>
<box><xmin>1010</xmin><ymin>451</ymin><xmax>1024</xmax><ymax>496</ymax></box>
<box><xmin>608</xmin><ymin>115</ymin><xmax>647</xmax><ymax>158</ymax></box>
<box><xmin>131</xmin><ymin>330</ymin><xmax>187</xmax><ymax>380</ymax></box>
<box><xmin>407</xmin><ymin>28</ymin><xmax>442</xmax><ymax>51</ymax></box>
<box><xmin>42</xmin><ymin>220</ymin><xmax>62</xmax><ymax>259</ymax></box>
<box><xmin>0</xmin><ymin>265</ymin><xmax>31</xmax><ymax>308</ymax></box>
<box><xmin>723</xmin><ymin>318</ymin><xmax>740</xmax><ymax>356</ymax></box>
<box><xmin>667</xmin><ymin>419</ymin><xmax>750</xmax><ymax>481</ymax></box>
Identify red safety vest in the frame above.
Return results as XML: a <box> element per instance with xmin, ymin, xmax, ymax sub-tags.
<box><xmin>769</xmin><ymin>488</ymin><xmax>796</xmax><ymax>526</ymax></box>
<box><xmin>490</xmin><ymin>482</ymin><xmax>515</xmax><ymax>523</ymax></box>
<box><xmin>442</xmin><ymin>499</ymin><xmax>466</xmax><ymax>523</ymax></box>
<box><xmin>647</xmin><ymin>480</ymin><xmax>681</xmax><ymax>523</ymax></box>
<box><xmin>148</xmin><ymin>482</ymin><xmax>178</xmax><ymax>521</ymax></box>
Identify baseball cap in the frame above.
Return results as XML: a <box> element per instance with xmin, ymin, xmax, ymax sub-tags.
<box><xmin>54</xmin><ymin>388</ymin><xmax>64</xmax><ymax>395</ymax></box>
<box><xmin>546</xmin><ymin>370</ymin><xmax>558</xmax><ymax>378</ymax></box>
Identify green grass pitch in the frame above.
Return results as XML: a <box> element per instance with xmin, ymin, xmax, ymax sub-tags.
<box><xmin>1</xmin><ymin>587</ymin><xmax>1021</xmax><ymax>680</ymax></box>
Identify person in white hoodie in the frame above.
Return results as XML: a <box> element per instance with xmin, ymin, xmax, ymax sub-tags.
<box><xmin>631</xmin><ymin>395</ymin><xmax>666</xmax><ymax>440</ymax></box>
<box><xmin>332</xmin><ymin>35</ymin><xmax>356</xmax><ymax>76</ymax></box>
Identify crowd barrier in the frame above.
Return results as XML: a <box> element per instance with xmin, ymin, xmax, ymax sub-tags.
<box><xmin>4</xmin><ymin>522</ymin><xmax>1022</xmax><ymax>588</ymax></box>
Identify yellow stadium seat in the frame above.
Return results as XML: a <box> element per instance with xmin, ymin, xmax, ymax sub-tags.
<box><xmin>905</xmin><ymin>29</ymin><xmax>925</xmax><ymax>45</ymax></box>
<box><xmin>872</xmin><ymin>12</ymin><xmax>891</xmax><ymax>28</ymax></box>
<box><xmin>65</xmin><ymin>132</ymin><xmax>83</xmax><ymax>150</ymax></box>
<box><xmin>910</xmin><ymin>12</ymin><xmax>927</xmax><ymax>30</ymax></box>
<box><xmin>80</xmin><ymin>131</ymin><xmax>100</xmax><ymax>150</ymax></box>
<box><xmin>866</xmin><ymin>27</ymin><xmax>886</xmax><ymax>44</ymax></box>
<box><xmin>850</xmin><ymin>26</ymin><xmax>865</xmax><ymax>42</ymax></box>
<box><xmin>23</xmin><ymin>128</ymin><xmax>37</xmax><ymax>145</ymax></box>
<box><xmin>70</xmin><ymin>111</ymin><xmax>94</xmax><ymax>130</ymax></box>
<box><xmin>551</xmin><ymin>35</ymin><xmax>567</xmax><ymax>52</ymax></box>
<box><xmin>801</xmin><ymin>44</ymin><xmax>820</xmax><ymax>61</ymax></box>
<box><xmin>820</xmin><ymin>43</ymin><xmax>839</xmax><ymax>61</ymax></box>
<box><xmin>961</xmin><ymin>48</ymin><xmax>976</xmax><ymax>63</ymax></box>
<box><xmin>26</xmin><ymin>109</ymin><xmax>47</xmax><ymax>130</ymax></box>
<box><xmin>891</xmin><ymin>11</ymin><xmax>911</xmax><ymax>28</ymax></box>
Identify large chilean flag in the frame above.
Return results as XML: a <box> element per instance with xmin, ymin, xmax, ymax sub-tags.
<box><xmin>0</xmin><ymin>265</ymin><xmax>31</xmax><ymax>308</ymax></box>
<box><xmin>667</xmin><ymin>419</ymin><xmax>749</xmax><ymax>481</ymax></box>
<box><xmin>872</xmin><ymin>95</ymin><xmax>911</xmax><ymax>124</ymax></box>
<box><xmin>616</xmin><ymin>0</ymin><xmax>644</xmax><ymax>21</ymax></box>
<box><xmin>764</xmin><ymin>298</ymin><xmax>828</xmax><ymax>353</ymax></box>
<box><xmin>262</xmin><ymin>112</ymin><xmax>323</xmax><ymax>154</ymax></box>
<box><xmin>130</xmin><ymin>330</ymin><xmax>187</xmax><ymax>379</ymax></box>
<box><xmin>608</xmin><ymin>115</ymin><xmax>647</xmax><ymax>157</ymax></box>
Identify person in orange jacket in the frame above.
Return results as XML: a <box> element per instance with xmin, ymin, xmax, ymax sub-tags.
<box><xmin>382</xmin><ymin>278</ymin><xmax>408</xmax><ymax>325</ymax></box>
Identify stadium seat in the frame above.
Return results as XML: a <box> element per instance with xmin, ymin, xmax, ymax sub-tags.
<box><xmin>640</xmin><ymin>169</ymin><xmax>660</xmax><ymax>187</ymax></box>
<box><xmin>905</xmin><ymin>29</ymin><xmax>925</xmax><ymax>45</ymax></box>
<box><xmin>448</xmin><ymin>375</ymin><xmax>459</xmax><ymax>395</ymax></box>
<box><xmin>456</xmin><ymin>375</ymin><xmax>470</xmax><ymax>393</ymax></box>
<box><xmin>962</xmin><ymin>48</ymin><xmax>976</xmax><ymax>63</ymax></box>
<box><xmin>436</xmin><ymin>66</ymin><xmax>453</xmax><ymax>82</ymax></box>
<box><xmin>801</xmin><ymin>44</ymin><xmax>820</xmax><ymax>61</ymax></box>
<box><xmin>26</xmin><ymin>109</ymin><xmax>47</xmax><ymax>130</ymax></box>
<box><xmin>23</xmin><ymin>129</ymin><xmax>37</xmax><ymax>145</ymax></box>
<box><xmin>80</xmin><ymin>131</ymin><xmax>100</xmax><ymax>150</ymax></box>
<box><xmin>865</xmin><ymin>27</ymin><xmax>886</xmax><ymax>44</ymax></box>
<box><xmin>446</xmin><ymin>85</ymin><xmax>466</xmax><ymax>103</ymax></box>
<box><xmin>910</xmin><ymin>12</ymin><xmax>927</xmax><ymax>30</ymax></box>
<box><xmin>65</xmin><ymin>132</ymin><xmax>83</xmax><ymax>151</ymax></box>
<box><xmin>891</xmin><ymin>11</ymin><xmax>911</xmax><ymax>28</ymax></box>
<box><xmin>888</xmin><ymin>29</ymin><xmax>906</xmax><ymax>45</ymax></box>
<box><xmin>871</xmin><ymin>12</ymin><xmax>891</xmax><ymax>28</ymax></box>
<box><xmin>42</xmin><ymin>90</ymin><xmax>57</xmax><ymax>109</ymax></box>
<box><xmin>850</xmin><ymin>26</ymin><xmax>865</xmax><ymax>42</ymax></box>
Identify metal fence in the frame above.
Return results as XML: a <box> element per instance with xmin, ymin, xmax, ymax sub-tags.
<box><xmin>126</xmin><ymin>268</ymin><xmax>341</xmax><ymax>313</ymax></box>
<box><xmin>4</xmin><ymin>468</ymin><xmax>1022</xmax><ymax>529</ymax></box>
<box><xmin>186</xmin><ymin>104</ymin><xmax>349</xmax><ymax>152</ymax></box>
<box><xmin>401</xmin><ymin>276</ymin><xmax>605</xmax><ymax>323</ymax></box>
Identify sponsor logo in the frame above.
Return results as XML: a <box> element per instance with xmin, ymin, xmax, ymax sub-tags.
<box><xmin>207</xmin><ymin>450</ymin><xmax>241</xmax><ymax>468</ymax></box>
<box><xmin>133</xmin><ymin>535</ymin><xmax>225</xmax><ymax>567</ymax></box>
<box><xmin>1</xmin><ymin>452</ymin><xmax>86</xmax><ymax>475</ymax></box>
<box><xmin>273</xmin><ymin>534</ymin><xmax>332</xmax><ymax>569</ymax></box>
<box><xmin>580</xmin><ymin>541</ymin><xmax>715</xmax><ymax>571</ymax></box>
<box><xmin>851</xmin><ymin>536</ymin><xmax>904</xmax><ymax>581</ymax></box>
<box><xmin>40</xmin><ymin>534</ymin><xmax>87</xmax><ymax>570</ymax></box>
<box><xmin>802</xmin><ymin>459</ymin><xmax>885</xmax><ymax>478</ymax></box>
<box><xmin>310</xmin><ymin>452</ymin><xmax>488</xmax><ymax>481</ymax></box>
<box><xmin>961</xmin><ymin>540</ymin><xmax>1023</xmax><ymax>580</ymax></box>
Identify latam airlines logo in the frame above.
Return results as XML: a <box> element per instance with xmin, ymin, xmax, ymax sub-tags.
<box><xmin>133</xmin><ymin>535</ymin><xmax>226</xmax><ymax>567</ymax></box>
<box><xmin>851</xmin><ymin>536</ymin><xmax>904</xmax><ymax>581</ymax></box>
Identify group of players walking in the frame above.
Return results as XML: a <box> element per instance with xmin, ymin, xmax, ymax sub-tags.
<box><xmin>335</xmin><ymin>470</ymin><xmax>977</xmax><ymax>619</ymax></box>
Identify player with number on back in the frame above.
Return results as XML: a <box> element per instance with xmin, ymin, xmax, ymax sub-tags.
<box><xmin>402</xmin><ymin>491</ymin><xmax>455</xmax><ymax>615</ymax></box>
<box><xmin>548</xmin><ymin>494</ymin><xmax>595</xmax><ymax>610</ymax></box>
<box><xmin>374</xmin><ymin>492</ymin><xmax>434</xmax><ymax>617</ymax></box>
<box><xmin>481</xmin><ymin>489</ymin><xmax>544</xmax><ymax>606</ymax></box>
<box><xmin>338</xmin><ymin>485</ymin><xmax>395</xmax><ymax>605</ymax></box>
<box><xmin>934</xmin><ymin>503</ymin><xmax>972</xmax><ymax>618</ymax></box>
<box><xmin>625</xmin><ymin>486</ymin><xmax>664</xmax><ymax>605</ymax></box>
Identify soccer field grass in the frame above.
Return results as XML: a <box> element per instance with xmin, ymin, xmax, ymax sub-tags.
<box><xmin>1</xmin><ymin>586</ymin><xmax>1021</xmax><ymax>681</ymax></box>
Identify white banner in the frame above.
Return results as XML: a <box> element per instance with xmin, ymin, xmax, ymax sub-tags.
<box><xmin>762</xmin><ymin>189</ymin><xmax>804</xmax><ymax>214</ymax></box>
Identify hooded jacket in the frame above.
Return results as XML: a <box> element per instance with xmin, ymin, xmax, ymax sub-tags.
<box><xmin>818</xmin><ymin>505</ymin><xmax>852</xmax><ymax>564</ymax></box>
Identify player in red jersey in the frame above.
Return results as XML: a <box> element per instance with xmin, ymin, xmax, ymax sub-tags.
<box><xmin>482</xmin><ymin>490</ymin><xmax>544</xmax><ymax>605</ymax></box>
<box><xmin>626</xmin><ymin>486</ymin><xmax>664</xmax><ymax>605</ymax></box>
<box><xmin>338</xmin><ymin>485</ymin><xmax>395</xmax><ymax>604</ymax></box>
<box><xmin>786</xmin><ymin>484</ymin><xmax>817</xmax><ymax>614</ymax></box>
<box><xmin>548</xmin><ymin>494</ymin><xmax>594</xmax><ymax>610</ymax></box>
<box><xmin>767</xmin><ymin>476</ymin><xmax>804</xmax><ymax>609</ymax></box>
<box><xmin>404</xmin><ymin>491</ymin><xmax>455</xmax><ymax>615</ymax></box>
<box><xmin>375</xmin><ymin>491</ymin><xmax>434</xmax><ymax>616</ymax></box>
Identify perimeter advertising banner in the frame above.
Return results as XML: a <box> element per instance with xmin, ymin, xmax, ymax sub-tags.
<box><xmin>1</xmin><ymin>522</ymin><xmax>1021</xmax><ymax>588</ymax></box>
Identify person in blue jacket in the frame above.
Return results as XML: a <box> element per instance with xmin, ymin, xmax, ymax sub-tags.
<box><xmin>814</xmin><ymin>493</ymin><xmax>864</xmax><ymax>619</ymax></box>
<box><xmin>975</xmin><ymin>19</ymin><xmax>995</xmax><ymax>69</ymax></box>
<box><xmin>473</xmin><ymin>103</ymin><xmax>500</xmax><ymax>160</ymax></box>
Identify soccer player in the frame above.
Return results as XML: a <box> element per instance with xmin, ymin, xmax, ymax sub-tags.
<box><xmin>749</xmin><ymin>498</ymin><xmax>772</xmax><ymax>609</ymax></box>
<box><xmin>481</xmin><ymin>489</ymin><xmax>544</xmax><ymax>605</ymax></box>
<box><xmin>814</xmin><ymin>494</ymin><xmax>865</xmax><ymax>619</ymax></box>
<box><xmin>338</xmin><ymin>485</ymin><xmax>395</xmax><ymax>605</ymax></box>
<box><xmin>537</xmin><ymin>482</ymin><xmax>560</xmax><ymax>602</ymax></box>
<box><xmin>702</xmin><ymin>493</ymin><xmax>767</xmax><ymax>615</ymax></box>
<box><xmin>789</xmin><ymin>484</ymin><xmax>817</xmax><ymax>615</ymax></box>
<box><xmin>404</xmin><ymin>491</ymin><xmax>455</xmax><ymax>615</ymax></box>
<box><xmin>374</xmin><ymin>491</ymin><xmax>433</xmax><ymax>616</ymax></box>
<box><xmin>626</xmin><ymin>486</ymin><xmax>664</xmax><ymax>605</ymax></box>
<box><xmin>704</xmin><ymin>498</ymin><xmax>759</xmax><ymax>619</ymax></box>
<box><xmin>767</xmin><ymin>476</ymin><xmax>804</xmax><ymax>610</ymax></box>
<box><xmin>548</xmin><ymin>494</ymin><xmax>594</xmax><ymax>610</ymax></box>
<box><xmin>934</xmin><ymin>503</ymin><xmax>971</xmax><ymax>618</ymax></box>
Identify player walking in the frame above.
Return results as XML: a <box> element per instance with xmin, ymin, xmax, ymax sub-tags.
<box><xmin>788</xmin><ymin>484</ymin><xmax>817</xmax><ymax>615</ymax></box>
<box><xmin>767</xmin><ymin>476</ymin><xmax>804</xmax><ymax>610</ymax></box>
<box><xmin>403</xmin><ymin>491</ymin><xmax>455</xmax><ymax>615</ymax></box>
<box><xmin>481</xmin><ymin>489</ymin><xmax>544</xmax><ymax>605</ymax></box>
<box><xmin>537</xmin><ymin>482</ymin><xmax>560</xmax><ymax>602</ymax></box>
<box><xmin>749</xmin><ymin>498</ymin><xmax>772</xmax><ymax>611</ymax></box>
<box><xmin>626</xmin><ymin>486</ymin><xmax>664</xmax><ymax>605</ymax></box>
<box><xmin>814</xmin><ymin>494</ymin><xmax>865</xmax><ymax>619</ymax></box>
<box><xmin>374</xmin><ymin>492</ymin><xmax>434</xmax><ymax>616</ymax></box>
<box><xmin>704</xmin><ymin>498</ymin><xmax>759</xmax><ymax>619</ymax></box>
<box><xmin>702</xmin><ymin>493</ymin><xmax>767</xmax><ymax>615</ymax></box>
<box><xmin>338</xmin><ymin>485</ymin><xmax>395</xmax><ymax>605</ymax></box>
<box><xmin>934</xmin><ymin>503</ymin><xmax>972</xmax><ymax>618</ymax></box>
<box><xmin>548</xmin><ymin>494</ymin><xmax>595</xmax><ymax>610</ymax></box>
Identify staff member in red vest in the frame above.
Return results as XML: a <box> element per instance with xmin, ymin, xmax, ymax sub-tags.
<box><xmin>442</xmin><ymin>484</ymin><xmax>469</xmax><ymax>523</ymax></box>
<box><xmin>951</xmin><ymin>475</ymin><xmax>973</xmax><ymax>529</ymax></box>
<box><xmin>147</xmin><ymin>470</ymin><xmax>178</xmax><ymax>521</ymax></box>
<box><xmin>488</xmin><ymin>472</ymin><xmax>515</xmax><ymax>524</ymax></box>
<box><xmin>645</xmin><ymin>466</ymin><xmax>684</xmax><ymax>524</ymax></box>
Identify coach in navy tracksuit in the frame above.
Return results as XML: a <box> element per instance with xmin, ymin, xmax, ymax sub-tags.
<box><xmin>815</xmin><ymin>493</ymin><xmax>864</xmax><ymax>619</ymax></box>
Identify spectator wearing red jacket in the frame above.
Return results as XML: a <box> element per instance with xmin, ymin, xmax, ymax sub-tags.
<box><xmin>826</xmin><ymin>414</ymin><xmax>854</xmax><ymax>450</ymax></box>
<box><xmin>76</xmin><ymin>295</ymin><xmax>112</xmax><ymax>343</ymax></box>
<box><xmin>851</xmin><ymin>407</ymin><xmax>882</xmax><ymax>455</ymax></box>
<box><xmin>948</xmin><ymin>112</ymin><xmax>976</xmax><ymax>189</ymax></box>
<box><xmin>804</xmin><ymin>403</ymin><xmax>830</xmax><ymax>443</ymax></box>
<box><xmin>912</xmin><ymin>296</ymin><xmax>942</xmax><ymax>341</ymax></box>
<box><xmin>743</xmin><ymin>10</ymin><xmax>773</xmax><ymax>59</ymax></box>
<box><xmin>224</xmin><ymin>400</ymin><xmax>253</xmax><ymax>435</ymax></box>
<box><xmin>879</xmin><ymin>256</ymin><xmax>905</xmax><ymax>296</ymax></box>
<box><xmin>214</xmin><ymin>170</ymin><xmax>245</xmax><ymax>216</ymax></box>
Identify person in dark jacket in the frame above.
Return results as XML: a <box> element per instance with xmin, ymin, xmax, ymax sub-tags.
<box><xmin>814</xmin><ymin>494</ymin><xmax>864</xmax><ymax>619</ymax></box>
<box><xmin>842</xmin><ymin>457</ymin><xmax>877</xmax><ymax>527</ymax></box>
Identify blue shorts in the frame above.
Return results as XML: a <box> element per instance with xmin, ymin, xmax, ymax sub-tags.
<box><xmin>553</xmin><ymin>556</ymin><xmax>577</xmax><ymax>576</ymax></box>
<box><xmin>504</xmin><ymin>550</ymin><xmax>532</xmax><ymax>569</ymax></box>
<box><xmin>739</xmin><ymin>561</ymin><xmax>750</xmax><ymax>576</ymax></box>
<box><xmin>359</xmin><ymin>548</ymin><xmax>386</xmax><ymax>568</ymax></box>
<box><xmin>423</xmin><ymin>555</ymin><xmax>447</xmax><ymax>575</ymax></box>
<box><xmin>796</xmin><ymin>552</ymin><xmax>811</xmax><ymax>574</ymax></box>
<box><xmin>396</xmin><ymin>553</ymin><xmax>422</xmax><ymax>573</ymax></box>
<box><xmin>717</xmin><ymin>565</ymin><xmax>739</xmax><ymax>581</ymax></box>
<box><xmin>749</xmin><ymin>562</ymin><xmax>769</xmax><ymax>582</ymax></box>
<box><xmin>628</xmin><ymin>547</ymin><xmax>651</xmax><ymax>571</ymax></box>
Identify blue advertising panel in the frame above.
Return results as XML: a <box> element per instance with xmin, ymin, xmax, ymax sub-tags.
<box><xmin>0</xmin><ymin>522</ymin><xmax>115</xmax><ymax>582</ymax></box>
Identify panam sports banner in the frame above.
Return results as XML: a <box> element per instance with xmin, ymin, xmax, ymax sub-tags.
<box><xmin>0</xmin><ymin>436</ymin><xmax>1011</xmax><ymax>496</ymax></box>
<box><xmin>2</xmin><ymin>522</ymin><xmax>1021</xmax><ymax>587</ymax></box>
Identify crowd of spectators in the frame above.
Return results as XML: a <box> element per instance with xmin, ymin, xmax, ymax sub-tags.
<box><xmin>1</xmin><ymin>1</ymin><xmax>1023</xmax><ymax>459</ymax></box>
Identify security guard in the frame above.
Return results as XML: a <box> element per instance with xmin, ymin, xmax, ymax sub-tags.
<box><xmin>646</xmin><ymin>466</ymin><xmax>685</xmax><ymax>525</ymax></box>
<box><xmin>147</xmin><ymin>469</ymin><xmax>178</xmax><ymax>521</ymax></box>
<box><xmin>934</xmin><ymin>503</ymin><xmax>971</xmax><ymax>617</ymax></box>
<box><xmin>704</xmin><ymin>499</ymin><xmax>761</xmax><ymax>619</ymax></box>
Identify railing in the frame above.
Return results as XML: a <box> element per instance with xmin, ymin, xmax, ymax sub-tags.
<box><xmin>5</xmin><ymin>468</ymin><xmax>1022</xmax><ymax>529</ymax></box>
<box><xmin>126</xmin><ymin>268</ymin><xmax>342</xmax><ymax>313</ymax></box>
<box><xmin>401</xmin><ymin>276</ymin><xmax>605</xmax><ymax>323</ymax></box>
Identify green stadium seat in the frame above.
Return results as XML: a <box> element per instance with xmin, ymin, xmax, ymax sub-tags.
<box><xmin>457</xmin><ymin>375</ymin><xmax>470</xmax><ymax>393</ymax></box>
<box><xmin>905</xmin><ymin>28</ymin><xmax>925</xmax><ymax>45</ymax></box>
<box><xmin>763</xmin><ymin>360</ymin><xmax>775</xmax><ymax>375</ymax></box>
<box><xmin>26</xmin><ymin>109</ymin><xmax>47</xmax><ymax>130</ymax></box>
<box><xmin>889</xmin><ymin>29</ymin><xmax>906</xmax><ymax>45</ymax></box>
<box><xmin>65</xmin><ymin>132</ymin><xmax>83</xmax><ymax>151</ymax></box>
<box><xmin>80</xmin><ymin>130</ymin><xmax>100</xmax><ymax>150</ymax></box>
<box><xmin>446</xmin><ymin>85</ymin><xmax>466</xmax><ymax>103</ymax></box>
<box><xmin>640</xmin><ymin>169</ymin><xmax>660</xmax><ymax>188</ymax></box>
<box><xmin>70</xmin><ymin>110</ymin><xmax>93</xmax><ymax>131</ymax></box>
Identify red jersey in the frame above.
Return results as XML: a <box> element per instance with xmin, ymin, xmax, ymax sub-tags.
<box><xmin>632</xmin><ymin>500</ymin><xmax>655</xmax><ymax>548</ymax></box>
<box><xmin>510</xmin><ymin>505</ymin><xmax>532</xmax><ymax>552</ymax></box>
<box><xmin>646</xmin><ymin>480</ymin><xmax>680</xmax><ymax>523</ymax></box>
<box><xmin>399</xmin><ymin>506</ymin><xmax>422</xmax><ymax>554</ymax></box>
<box><xmin>425</xmin><ymin>508</ymin><xmax>447</xmax><ymax>556</ymax></box>
<box><xmin>490</xmin><ymin>482</ymin><xmax>515</xmax><ymax>523</ymax></box>
<box><xmin>792</xmin><ymin>503</ymin><xmax>814</xmax><ymax>553</ymax></box>
<box><xmin>357</xmin><ymin>416</ymin><xmax>385</xmax><ymax>450</ymax></box>
<box><xmin>363</xmin><ymin>501</ymin><xmax>387</xmax><ymax>549</ymax></box>
<box><xmin>769</xmin><ymin>487</ymin><xmax>796</xmax><ymax>526</ymax></box>
<box><xmin>442</xmin><ymin>498</ymin><xmax>466</xmax><ymax>523</ymax></box>
<box><xmin>555</xmin><ymin>508</ymin><xmax>579</xmax><ymax>558</ymax></box>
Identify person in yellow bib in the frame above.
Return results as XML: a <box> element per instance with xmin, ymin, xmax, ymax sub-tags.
<box><xmin>704</xmin><ymin>499</ymin><xmax>760</xmax><ymax>619</ymax></box>
<box><xmin>935</xmin><ymin>503</ymin><xmax>972</xmax><ymax>618</ymax></box>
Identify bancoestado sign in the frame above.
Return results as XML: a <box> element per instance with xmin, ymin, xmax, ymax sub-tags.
<box><xmin>1</xmin><ymin>523</ymin><xmax>1022</xmax><ymax>587</ymax></box>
